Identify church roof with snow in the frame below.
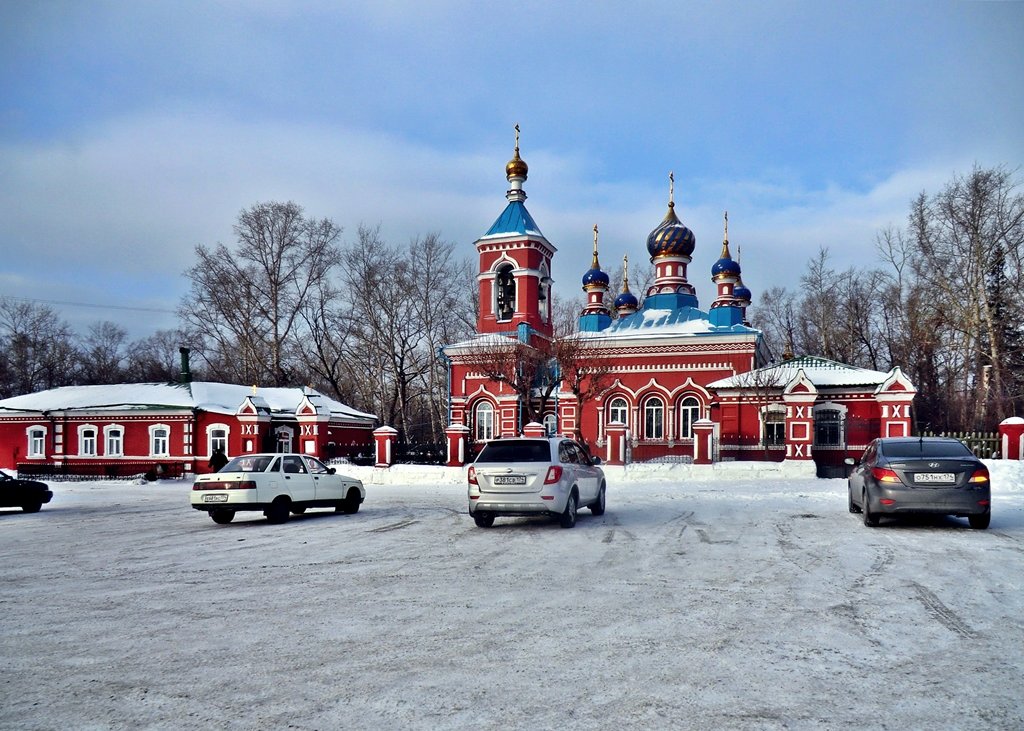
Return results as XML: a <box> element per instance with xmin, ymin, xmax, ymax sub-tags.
<box><xmin>0</xmin><ymin>382</ymin><xmax>377</xmax><ymax>421</ymax></box>
<box><xmin>708</xmin><ymin>356</ymin><xmax>892</xmax><ymax>389</ymax></box>
<box><xmin>578</xmin><ymin>307</ymin><xmax>760</xmax><ymax>338</ymax></box>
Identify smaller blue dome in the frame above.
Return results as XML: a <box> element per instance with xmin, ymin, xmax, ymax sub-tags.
<box><xmin>712</xmin><ymin>257</ymin><xmax>741</xmax><ymax>276</ymax></box>
<box><xmin>733</xmin><ymin>284</ymin><xmax>752</xmax><ymax>302</ymax></box>
<box><xmin>614</xmin><ymin>290</ymin><xmax>638</xmax><ymax>310</ymax></box>
<box><xmin>582</xmin><ymin>267</ymin><xmax>610</xmax><ymax>287</ymax></box>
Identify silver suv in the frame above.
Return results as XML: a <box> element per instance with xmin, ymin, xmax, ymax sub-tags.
<box><xmin>467</xmin><ymin>437</ymin><xmax>606</xmax><ymax>528</ymax></box>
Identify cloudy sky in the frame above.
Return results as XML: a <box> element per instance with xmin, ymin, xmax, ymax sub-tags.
<box><xmin>2</xmin><ymin>1</ymin><xmax>1022</xmax><ymax>338</ymax></box>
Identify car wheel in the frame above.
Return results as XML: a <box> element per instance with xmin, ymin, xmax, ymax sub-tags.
<box><xmin>560</xmin><ymin>492</ymin><xmax>578</xmax><ymax>529</ymax></box>
<box><xmin>290</xmin><ymin>506</ymin><xmax>307</xmax><ymax>515</ymax></box>
<box><xmin>968</xmin><ymin>512</ymin><xmax>991</xmax><ymax>530</ymax></box>
<box><xmin>863</xmin><ymin>490</ymin><xmax>879</xmax><ymax>527</ymax></box>
<box><xmin>265</xmin><ymin>499</ymin><xmax>290</xmax><ymax>524</ymax></box>
<box><xmin>340</xmin><ymin>488</ymin><xmax>361</xmax><ymax>514</ymax></box>
<box><xmin>473</xmin><ymin>512</ymin><xmax>495</xmax><ymax>528</ymax></box>
<box><xmin>848</xmin><ymin>484</ymin><xmax>861</xmax><ymax>514</ymax></box>
<box><xmin>211</xmin><ymin>509</ymin><xmax>235</xmax><ymax>524</ymax></box>
<box><xmin>590</xmin><ymin>483</ymin><xmax>606</xmax><ymax>516</ymax></box>
<box><xmin>21</xmin><ymin>501</ymin><xmax>42</xmax><ymax>514</ymax></box>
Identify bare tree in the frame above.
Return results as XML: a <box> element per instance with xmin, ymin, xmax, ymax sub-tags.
<box><xmin>77</xmin><ymin>321</ymin><xmax>128</xmax><ymax>385</ymax></box>
<box><xmin>179</xmin><ymin>201</ymin><xmax>342</xmax><ymax>386</ymax></box>
<box><xmin>0</xmin><ymin>298</ymin><xmax>78</xmax><ymax>398</ymax></box>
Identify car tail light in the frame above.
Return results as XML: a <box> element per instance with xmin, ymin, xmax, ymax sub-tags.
<box><xmin>544</xmin><ymin>466</ymin><xmax>563</xmax><ymax>484</ymax></box>
<box><xmin>969</xmin><ymin>468</ymin><xmax>989</xmax><ymax>483</ymax></box>
<box><xmin>978</xmin><ymin>499</ymin><xmax>990</xmax><ymax>507</ymax></box>
<box><xmin>880</xmin><ymin>498</ymin><xmax>896</xmax><ymax>506</ymax></box>
<box><xmin>871</xmin><ymin>467</ymin><xmax>901</xmax><ymax>483</ymax></box>
<box><xmin>192</xmin><ymin>480</ymin><xmax>254</xmax><ymax>490</ymax></box>
<box><xmin>467</xmin><ymin>466</ymin><xmax>478</xmax><ymax>485</ymax></box>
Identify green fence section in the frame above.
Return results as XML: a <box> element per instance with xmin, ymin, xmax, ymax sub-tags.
<box><xmin>919</xmin><ymin>430</ymin><xmax>1001</xmax><ymax>458</ymax></box>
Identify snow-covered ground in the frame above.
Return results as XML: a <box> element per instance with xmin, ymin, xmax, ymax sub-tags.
<box><xmin>2</xmin><ymin>461</ymin><xmax>1022</xmax><ymax>730</ymax></box>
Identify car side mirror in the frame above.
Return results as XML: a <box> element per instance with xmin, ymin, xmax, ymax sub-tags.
<box><xmin>327</xmin><ymin>467</ymin><xmax>336</xmax><ymax>474</ymax></box>
<box><xmin>844</xmin><ymin>457</ymin><xmax>855</xmax><ymax>466</ymax></box>
<box><xmin>591</xmin><ymin>456</ymin><xmax>602</xmax><ymax>465</ymax></box>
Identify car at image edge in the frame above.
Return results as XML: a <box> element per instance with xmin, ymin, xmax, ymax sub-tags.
<box><xmin>191</xmin><ymin>453</ymin><xmax>364</xmax><ymax>524</ymax></box>
<box><xmin>468</xmin><ymin>436</ymin><xmax>606</xmax><ymax>529</ymax></box>
<box><xmin>846</xmin><ymin>437</ymin><xmax>991</xmax><ymax>529</ymax></box>
<box><xmin>0</xmin><ymin>471</ymin><xmax>53</xmax><ymax>514</ymax></box>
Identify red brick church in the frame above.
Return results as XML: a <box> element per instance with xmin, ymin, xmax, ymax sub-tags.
<box><xmin>441</xmin><ymin>133</ymin><xmax>916</xmax><ymax>476</ymax></box>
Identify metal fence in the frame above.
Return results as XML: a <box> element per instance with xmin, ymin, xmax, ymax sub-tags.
<box><xmin>17</xmin><ymin>461</ymin><xmax>187</xmax><ymax>481</ymax></box>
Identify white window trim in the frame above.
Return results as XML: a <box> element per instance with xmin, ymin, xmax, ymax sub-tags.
<box><xmin>77</xmin><ymin>424</ymin><xmax>99</xmax><ymax>457</ymax></box>
<box><xmin>274</xmin><ymin>426</ymin><xmax>293</xmax><ymax>453</ymax></box>
<box><xmin>609</xmin><ymin>397</ymin><xmax>629</xmax><ymax>428</ymax></box>
<box><xmin>474</xmin><ymin>402</ymin><xmax>495</xmax><ymax>441</ymax></box>
<box><xmin>26</xmin><ymin>426</ymin><xmax>47</xmax><ymax>459</ymax></box>
<box><xmin>678</xmin><ymin>397</ymin><xmax>701</xmax><ymax>440</ymax></box>
<box><xmin>149</xmin><ymin>424</ymin><xmax>171</xmax><ymax>457</ymax></box>
<box><xmin>104</xmin><ymin>424</ymin><xmax>124</xmax><ymax>457</ymax></box>
<box><xmin>206</xmin><ymin>423</ymin><xmax>230</xmax><ymax>458</ymax></box>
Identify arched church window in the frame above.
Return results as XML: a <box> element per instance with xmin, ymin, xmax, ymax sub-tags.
<box><xmin>678</xmin><ymin>397</ymin><xmax>700</xmax><ymax>439</ymax></box>
<box><xmin>542</xmin><ymin>413</ymin><xmax>557</xmax><ymax>436</ymax></box>
<box><xmin>474</xmin><ymin>402</ymin><xmax>495</xmax><ymax>441</ymax></box>
<box><xmin>609</xmin><ymin>397</ymin><xmax>628</xmax><ymax>426</ymax></box>
<box><xmin>495</xmin><ymin>264</ymin><xmax>516</xmax><ymax>322</ymax></box>
<box><xmin>643</xmin><ymin>397</ymin><xmax>664</xmax><ymax>440</ymax></box>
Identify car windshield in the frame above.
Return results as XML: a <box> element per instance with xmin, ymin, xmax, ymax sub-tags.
<box><xmin>476</xmin><ymin>440</ymin><xmax>551</xmax><ymax>463</ymax></box>
<box><xmin>883</xmin><ymin>441</ymin><xmax>972</xmax><ymax>458</ymax></box>
<box><xmin>221</xmin><ymin>455</ymin><xmax>274</xmax><ymax>473</ymax></box>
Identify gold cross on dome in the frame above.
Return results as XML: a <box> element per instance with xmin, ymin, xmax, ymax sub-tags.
<box><xmin>514</xmin><ymin>123</ymin><xmax>520</xmax><ymax>152</ymax></box>
<box><xmin>669</xmin><ymin>171</ymin><xmax>675</xmax><ymax>205</ymax></box>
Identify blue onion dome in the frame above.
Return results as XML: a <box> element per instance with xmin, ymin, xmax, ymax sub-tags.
<box><xmin>646</xmin><ymin>201</ymin><xmax>696</xmax><ymax>258</ymax></box>
<box><xmin>582</xmin><ymin>266</ymin><xmax>610</xmax><ymax>287</ymax></box>
<box><xmin>614</xmin><ymin>289</ymin><xmax>638</xmax><ymax>310</ymax></box>
<box><xmin>733</xmin><ymin>283</ymin><xmax>752</xmax><ymax>302</ymax></box>
<box><xmin>712</xmin><ymin>218</ymin><xmax>740</xmax><ymax>278</ymax></box>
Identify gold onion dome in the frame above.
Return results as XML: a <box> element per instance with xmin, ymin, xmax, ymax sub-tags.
<box><xmin>505</xmin><ymin>124</ymin><xmax>529</xmax><ymax>180</ymax></box>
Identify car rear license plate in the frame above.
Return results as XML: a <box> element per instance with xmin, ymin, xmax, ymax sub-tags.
<box><xmin>493</xmin><ymin>475</ymin><xmax>526</xmax><ymax>485</ymax></box>
<box><xmin>914</xmin><ymin>472</ymin><xmax>955</xmax><ymax>484</ymax></box>
<box><xmin>203</xmin><ymin>494</ymin><xmax>229</xmax><ymax>503</ymax></box>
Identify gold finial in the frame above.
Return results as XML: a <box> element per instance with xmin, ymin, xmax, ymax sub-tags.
<box><xmin>514</xmin><ymin>123</ymin><xmax>520</xmax><ymax>153</ymax></box>
<box><xmin>724</xmin><ymin>211</ymin><xmax>729</xmax><ymax>242</ymax></box>
<box><xmin>251</xmin><ymin>384</ymin><xmax>257</xmax><ymax>396</ymax></box>
<box><xmin>622</xmin><ymin>254</ymin><xmax>631</xmax><ymax>291</ymax></box>
<box><xmin>669</xmin><ymin>171</ymin><xmax>675</xmax><ymax>207</ymax></box>
<box><xmin>591</xmin><ymin>224</ymin><xmax>601</xmax><ymax>268</ymax></box>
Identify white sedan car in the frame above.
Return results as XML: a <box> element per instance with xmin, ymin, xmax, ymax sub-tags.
<box><xmin>467</xmin><ymin>437</ymin><xmax>606</xmax><ymax>528</ymax></box>
<box><xmin>191</xmin><ymin>453</ymin><xmax>364</xmax><ymax>525</ymax></box>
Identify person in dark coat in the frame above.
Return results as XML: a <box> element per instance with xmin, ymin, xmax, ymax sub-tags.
<box><xmin>208</xmin><ymin>447</ymin><xmax>229</xmax><ymax>472</ymax></box>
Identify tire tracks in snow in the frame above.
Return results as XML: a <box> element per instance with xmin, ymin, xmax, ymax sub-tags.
<box><xmin>908</xmin><ymin>581</ymin><xmax>978</xmax><ymax>638</ymax></box>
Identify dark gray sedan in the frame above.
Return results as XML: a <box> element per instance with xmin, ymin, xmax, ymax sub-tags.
<box><xmin>846</xmin><ymin>437</ymin><xmax>991</xmax><ymax>529</ymax></box>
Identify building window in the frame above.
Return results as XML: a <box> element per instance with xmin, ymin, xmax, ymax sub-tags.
<box><xmin>543</xmin><ymin>413</ymin><xmax>557</xmax><ymax>436</ymax></box>
<box><xmin>763</xmin><ymin>408</ymin><xmax>785</xmax><ymax>447</ymax></box>
<box><xmin>149</xmin><ymin>425</ymin><xmax>170</xmax><ymax>457</ymax></box>
<box><xmin>474</xmin><ymin>402</ymin><xmax>495</xmax><ymax>441</ymax></box>
<box><xmin>27</xmin><ymin>427</ymin><xmax>46</xmax><ymax>458</ymax></box>
<box><xmin>105</xmin><ymin>426</ymin><xmax>124</xmax><ymax>456</ymax></box>
<box><xmin>609</xmin><ymin>397</ymin><xmax>628</xmax><ymax>426</ymax></box>
<box><xmin>276</xmin><ymin>428</ymin><xmax>293</xmax><ymax>453</ymax></box>
<box><xmin>678</xmin><ymin>397</ymin><xmax>700</xmax><ymax>439</ymax></box>
<box><xmin>814</xmin><ymin>409</ymin><xmax>844</xmax><ymax>446</ymax></box>
<box><xmin>643</xmin><ymin>397</ymin><xmax>664</xmax><ymax>440</ymax></box>
<box><xmin>208</xmin><ymin>425</ymin><xmax>229</xmax><ymax>457</ymax></box>
<box><xmin>78</xmin><ymin>426</ymin><xmax>98</xmax><ymax>456</ymax></box>
<box><xmin>495</xmin><ymin>264</ymin><xmax>516</xmax><ymax>322</ymax></box>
